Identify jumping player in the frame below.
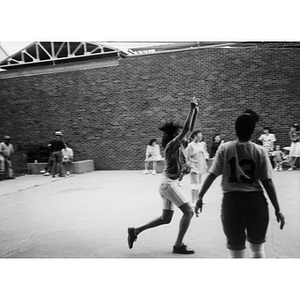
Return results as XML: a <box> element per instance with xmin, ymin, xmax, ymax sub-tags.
<box><xmin>195</xmin><ymin>110</ymin><xmax>285</xmax><ymax>258</ymax></box>
<box><xmin>127</xmin><ymin>97</ymin><xmax>199</xmax><ymax>254</ymax></box>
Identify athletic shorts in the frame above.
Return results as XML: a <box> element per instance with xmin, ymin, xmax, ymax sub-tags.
<box><xmin>221</xmin><ymin>192</ymin><xmax>269</xmax><ymax>251</ymax></box>
<box><xmin>159</xmin><ymin>177</ymin><xmax>189</xmax><ymax>211</ymax></box>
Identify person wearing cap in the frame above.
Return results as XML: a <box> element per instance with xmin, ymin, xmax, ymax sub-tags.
<box><xmin>0</xmin><ymin>135</ymin><xmax>15</xmax><ymax>179</ymax></box>
<box><xmin>48</xmin><ymin>131</ymin><xmax>66</xmax><ymax>178</ymax></box>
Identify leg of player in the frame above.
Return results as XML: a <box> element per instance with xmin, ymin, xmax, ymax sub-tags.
<box><xmin>127</xmin><ymin>209</ymin><xmax>174</xmax><ymax>249</ymax></box>
<box><xmin>229</xmin><ymin>249</ymin><xmax>245</xmax><ymax>258</ymax></box>
<box><xmin>173</xmin><ymin>202</ymin><xmax>194</xmax><ymax>254</ymax></box>
<box><xmin>249</xmin><ymin>243</ymin><xmax>266</xmax><ymax>258</ymax></box>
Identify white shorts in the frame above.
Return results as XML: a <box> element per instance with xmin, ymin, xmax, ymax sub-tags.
<box><xmin>190</xmin><ymin>172</ymin><xmax>202</xmax><ymax>190</ymax></box>
<box><xmin>159</xmin><ymin>177</ymin><xmax>189</xmax><ymax>211</ymax></box>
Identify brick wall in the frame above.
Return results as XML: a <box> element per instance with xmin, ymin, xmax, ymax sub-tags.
<box><xmin>1</xmin><ymin>47</ymin><xmax>300</xmax><ymax>173</ymax></box>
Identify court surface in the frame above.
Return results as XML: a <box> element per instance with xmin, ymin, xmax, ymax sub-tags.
<box><xmin>0</xmin><ymin>170</ymin><xmax>299</xmax><ymax>258</ymax></box>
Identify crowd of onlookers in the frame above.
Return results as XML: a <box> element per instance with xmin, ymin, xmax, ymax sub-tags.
<box><xmin>0</xmin><ymin>131</ymin><xmax>74</xmax><ymax>181</ymax></box>
<box><xmin>142</xmin><ymin>123</ymin><xmax>300</xmax><ymax>176</ymax></box>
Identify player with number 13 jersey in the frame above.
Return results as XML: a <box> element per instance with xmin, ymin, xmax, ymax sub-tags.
<box><xmin>210</xmin><ymin>140</ymin><xmax>273</xmax><ymax>193</ymax></box>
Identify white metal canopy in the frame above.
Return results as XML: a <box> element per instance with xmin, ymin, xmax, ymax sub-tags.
<box><xmin>0</xmin><ymin>41</ymin><xmax>125</xmax><ymax>71</ymax></box>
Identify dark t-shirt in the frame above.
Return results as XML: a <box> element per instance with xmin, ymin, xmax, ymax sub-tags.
<box><xmin>164</xmin><ymin>136</ymin><xmax>185</xmax><ymax>180</ymax></box>
<box><xmin>49</xmin><ymin>139</ymin><xmax>65</xmax><ymax>152</ymax></box>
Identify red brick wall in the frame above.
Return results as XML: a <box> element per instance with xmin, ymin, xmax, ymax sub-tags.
<box><xmin>1</xmin><ymin>47</ymin><xmax>300</xmax><ymax>173</ymax></box>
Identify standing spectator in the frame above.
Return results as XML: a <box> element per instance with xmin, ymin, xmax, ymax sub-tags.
<box><xmin>210</xmin><ymin>134</ymin><xmax>224</xmax><ymax>158</ymax></box>
<box><xmin>272</xmin><ymin>145</ymin><xmax>284</xmax><ymax>171</ymax></box>
<box><xmin>62</xmin><ymin>144</ymin><xmax>74</xmax><ymax>175</ymax></box>
<box><xmin>258</xmin><ymin>127</ymin><xmax>276</xmax><ymax>168</ymax></box>
<box><xmin>0</xmin><ymin>135</ymin><xmax>15</xmax><ymax>179</ymax></box>
<box><xmin>142</xmin><ymin>139</ymin><xmax>162</xmax><ymax>175</ymax></box>
<box><xmin>288</xmin><ymin>123</ymin><xmax>300</xmax><ymax>170</ymax></box>
<box><xmin>48</xmin><ymin>131</ymin><xmax>66</xmax><ymax>178</ymax></box>
<box><xmin>186</xmin><ymin>130</ymin><xmax>209</xmax><ymax>205</ymax></box>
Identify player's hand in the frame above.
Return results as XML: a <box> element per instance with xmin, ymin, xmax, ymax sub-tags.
<box><xmin>194</xmin><ymin>196</ymin><xmax>203</xmax><ymax>217</ymax></box>
<box><xmin>191</xmin><ymin>97</ymin><xmax>199</xmax><ymax>109</ymax></box>
<box><xmin>275</xmin><ymin>211</ymin><xmax>285</xmax><ymax>230</ymax></box>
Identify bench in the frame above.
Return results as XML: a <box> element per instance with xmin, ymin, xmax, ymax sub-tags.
<box><xmin>145</xmin><ymin>158</ymin><xmax>165</xmax><ymax>173</ymax></box>
<box><xmin>27</xmin><ymin>160</ymin><xmax>94</xmax><ymax>174</ymax></box>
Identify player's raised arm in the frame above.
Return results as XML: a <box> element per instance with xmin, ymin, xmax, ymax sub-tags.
<box><xmin>178</xmin><ymin>97</ymin><xmax>199</xmax><ymax>142</ymax></box>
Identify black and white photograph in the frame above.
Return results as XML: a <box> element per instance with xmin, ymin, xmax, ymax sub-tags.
<box><xmin>1</xmin><ymin>1</ymin><xmax>299</xmax><ymax>299</ymax></box>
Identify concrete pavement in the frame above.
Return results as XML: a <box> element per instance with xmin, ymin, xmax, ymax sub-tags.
<box><xmin>0</xmin><ymin>170</ymin><xmax>299</xmax><ymax>258</ymax></box>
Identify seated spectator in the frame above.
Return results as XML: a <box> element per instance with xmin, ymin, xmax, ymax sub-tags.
<box><xmin>62</xmin><ymin>144</ymin><xmax>74</xmax><ymax>175</ymax></box>
<box><xmin>142</xmin><ymin>139</ymin><xmax>162</xmax><ymax>175</ymax></box>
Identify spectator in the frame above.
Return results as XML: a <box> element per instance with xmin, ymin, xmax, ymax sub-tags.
<box><xmin>258</xmin><ymin>127</ymin><xmax>276</xmax><ymax>168</ymax></box>
<box><xmin>62</xmin><ymin>144</ymin><xmax>74</xmax><ymax>175</ymax></box>
<box><xmin>210</xmin><ymin>134</ymin><xmax>224</xmax><ymax>158</ymax></box>
<box><xmin>142</xmin><ymin>139</ymin><xmax>162</xmax><ymax>175</ymax></box>
<box><xmin>40</xmin><ymin>157</ymin><xmax>54</xmax><ymax>176</ymax></box>
<box><xmin>288</xmin><ymin>123</ymin><xmax>300</xmax><ymax>170</ymax></box>
<box><xmin>0</xmin><ymin>135</ymin><xmax>15</xmax><ymax>179</ymax></box>
<box><xmin>186</xmin><ymin>130</ymin><xmax>209</xmax><ymax>205</ymax></box>
<box><xmin>272</xmin><ymin>145</ymin><xmax>284</xmax><ymax>171</ymax></box>
<box><xmin>48</xmin><ymin>131</ymin><xmax>66</xmax><ymax>178</ymax></box>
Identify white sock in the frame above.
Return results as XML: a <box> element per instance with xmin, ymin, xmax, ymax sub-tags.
<box><xmin>249</xmin><ymin>243</ymin><xmax>265</xmax><ymax>258</ymax></box>
<box><xmin>229</xmin><ymin>249</ymin><xmax>245</xmax><ymax>258</ymax></box>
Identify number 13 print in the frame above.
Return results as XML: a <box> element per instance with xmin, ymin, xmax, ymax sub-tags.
<box><xmin>228</xmin><ymin>157</ymin><xmax>256</xmax><ymax>184</ymax></box>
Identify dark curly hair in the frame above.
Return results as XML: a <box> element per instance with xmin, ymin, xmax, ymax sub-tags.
<box><xmin>159</xmin><ymin>122</ymin><xmax>182</xmax><ymax>148</ymax></box>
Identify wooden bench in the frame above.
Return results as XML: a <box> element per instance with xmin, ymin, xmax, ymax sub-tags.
<box><xmin>27</xmin><ymin>160</ymin><xmax>94</xmax><ymax>174</ymax></box>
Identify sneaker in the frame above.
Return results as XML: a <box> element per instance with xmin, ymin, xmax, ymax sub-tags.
<box><xmin>127</xmin><ymin>227</ymin><xmax>137</xmax><ymax>249</ymax></box>
<box><xmin>142</xmin><ymin>170</ymin><xmax>149</xmax><ymax>175</ymax></box>
<box><xmin>40</xmin><ymin>170</ymin><xmax>46</xmax><ymax>174</ymax></box>
<box><xmin>178</xmin><ymin>181</ymin><xmax>183</xmax><ymax>187</ymax></box>
<box><xmin>173</xmin><ymin>244</ymin><xmax>195</xmax><ymax>254</ymax></box>
<box><xmin>152</xmin><ymin>170</ymin><xmax>156</xmax><ymax>175</ymax></box>
<box><xmin>66</xmin><ymin>171</ymin><xmax>70</xmax><ymax>175</ymax></box>
<box><xmin>44</xmin><ymin>172</ymin><xmax>50</xmax><ymax>176</ymax></box>
<box><xmin>288</xmin><ymin>167</ymin><xmax>294</xmax><ymax>171</ymax></box>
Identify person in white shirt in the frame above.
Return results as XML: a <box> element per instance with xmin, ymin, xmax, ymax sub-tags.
<box><xmin>186</xmin><ymin>130</ymin><xmax>209</xmax><ymax>205</ymax></box>
<box><xmin>62</xmin><ymin>145</ymin><xmax>74</xmax><ymax>175</ymax></box>
<box><xmin>142</xmin><ymin>139</ymin><xmax>162</xmax><ymax>175</ymax></box>
<box><xmin>258</xmin><ymin>127</ymin><xmax>276</xmax><ymax>168</ymax></box>
<box><xmin>195</xmin><ymin>110</ymin><xmax>285</xmax><ymax>258</ymax></box>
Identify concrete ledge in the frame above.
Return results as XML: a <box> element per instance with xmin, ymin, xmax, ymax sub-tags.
<box><xmin>27</xmin><ymin>160</ymin><xmax>94</xmax><ymax>174</ymax></box>
<box><xmin>71</xmin><ymin>160</ymin><xmax>94</xmax><ymax>174</ymax></box>
<box><xmin>145</xmin><ymin>158</ymin><xmax>165</xmax><ymax>173</ymax></box>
